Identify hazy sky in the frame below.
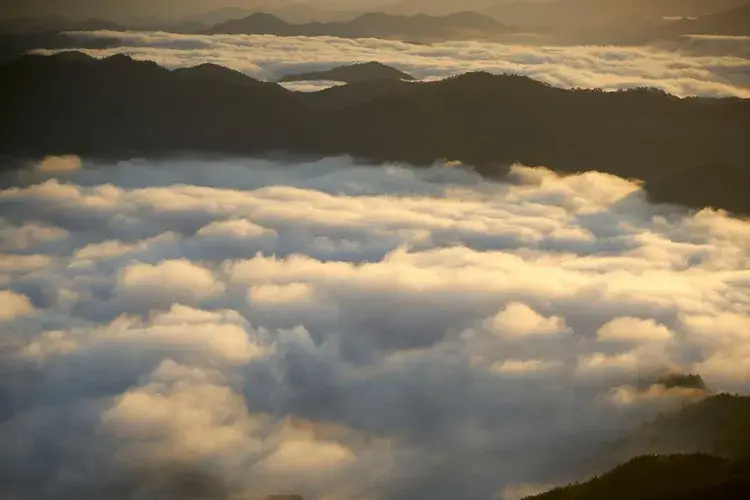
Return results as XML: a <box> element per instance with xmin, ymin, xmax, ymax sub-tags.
<box><xmin>0</xmin><ymin>0</ymin><xmax>395</xmax><ymax>21</ymax></box>
<box><xmin>2</xmin><ymin>0</ymin><xmax>741</xmax><ymax>22</ymax></box>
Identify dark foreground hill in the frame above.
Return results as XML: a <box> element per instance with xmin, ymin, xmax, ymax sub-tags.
<box><xmin>647</xmin><ymin>163</ymin><xmax>750</xmax><ymax>214</ymax></box>
<box><xmin>528</xmin><ymin>394</ymin><xmax>750</xmax><ymax>500</ymax></box>
<box><xmin>1</xmin><ymin>52</ymin><xmax>750</xmax><ymax>215</ymax></box>
<box><xmin>530</xmin><ymin>454</ymin><xmax>750</xmax><ymax>500</ymax></box>
<box><xmin>617</xmin><ymin>393</ymin><xmax>750</xmax><ymax>460</ymax></box>
<box><xmin>279</xmin><ymin>61</ymin><xmax>415</xmax><ymax>83</ymax></box>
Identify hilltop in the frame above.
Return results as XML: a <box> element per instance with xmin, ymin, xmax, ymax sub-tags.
<box><xmin>530</xmin><ymin>454</ymin><xmax>750</xmax><ymax>500</ymax></box>
<box><xmin>279</xmin><ymin>62</ymin><xmax>415</xmax><ymax>84</ymax></box>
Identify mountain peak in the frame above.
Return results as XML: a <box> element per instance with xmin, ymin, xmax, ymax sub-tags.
<box><xmin>279</xmin><ymin>61</ymin><xmax>415</xmax><ymax>84</ymax></box>
<box><xmin>173</xmin><ymin>63</ymin><xmax>263</xmax><ymax>86</ymax></box>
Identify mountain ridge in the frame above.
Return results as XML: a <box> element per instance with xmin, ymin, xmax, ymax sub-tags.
<box><xmin>205</xmin><ymin>11</ymin><xmax>516</xmax><ymax>41</ymax></box>
<box><xmin>2</xmin><ymin>52</ymin><xmax>749</xmax><ymax>216</ymax></box>
<box><xmin>279</xmin><ymin>61</ymin><xmax>415</xmax><ymax>83</ymax></box>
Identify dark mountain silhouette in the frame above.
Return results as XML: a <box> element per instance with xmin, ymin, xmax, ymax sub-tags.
<box><xmin>617</xmin><ymin>393</ymin><xmax>750</xmax><ymax>460</ymax></box>
<box><xmin>2</xmin><ymin>53</ymin><xmax>749</xmax><ymax>215</ymax></box>
<box><xmin>184</xmin><ymin>6</ymin><xmax>256</xmax><ymax>27</ymax></box>
<box><xmin>0</xmin><ymin>14</ymin><xmax>129</xmax><ymax>65</ymax></box>
<box><xmin>529</xmin><ymin>454</ymin><xmax>750</xmax><ymax>500</ymax></box>
<box><xmin>209</xmin><ymin>12</ymin><xmax>291</xmax><ymax>35</ymax></box>
<box><xmin>646</xmin><ymin>163</ymin><xmax>750</xmax><ymax>214</ymax></box>
<box><xmin>299</xmin><ymin>78</ymin><xmax>411</xmax><ymax>111</ymax></box>
<box><xmin>268</xmin><ymin>3</ymin><xmax>362</xmax><ymax>24</ymax></box>
<box><xmin>654</xmin><ymin>480</ymin><xmax>750</xmax><ymax>500</ymax></box>
<box><xmin>279</xmin><ymin>61</ymin><xmax>414</xmax><ymax>83</ymax></box>
<box><xmin>0</xmin><ymin>31</ymin><xmax>118</xmax><ymax>65</ymax></box>
<box><xmin>574</xmin><ymin>393</ymin><xmax>750</xmax><ymax>479</ymax></box>
<box><xmin>326</xmin><ymin>77</ymin><xmax>750</xmax><ymax>196</ymax></box>
<box><xmin>206</xmin><ymin>11</ymin><xmax>515</xmax><ymax>41</ymax></box>
<box><xmin>172</xmin><ymin>63</ymin><xmax>268</xmax><ymax>87</ymax></box>
<box><xmin>0</xmin><ymin>52</ymin><xmax>317</xmax><ymax>158</ymax></box>
<box><xmin>177</xmin><ymin>1</ymin><xmax>361</xmax><ymax>26</ymax></box>
<box><xmin>166</xmin><ymin>20</ymin><xmax>208</xmax><ymax>34</ymax></box>
<box><xmin>528</xmin><ymin>394</ymin><xmax>750</xmax><ymax>500</ymax></box>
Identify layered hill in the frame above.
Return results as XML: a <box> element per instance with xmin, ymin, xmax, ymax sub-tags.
<box><xmin>2</xmin><ymin>53</ymin><xmax>749</xmax><ymax>215</ymax></box>
<box><xmin>279</xmin><ymin>62</ymin><xmax>415</xmax><ymax>83</ymax></box>
<box><xmin>205</xmin><ymin>11</ymin><xmax>515</xmax><ymax>41</ymax></box>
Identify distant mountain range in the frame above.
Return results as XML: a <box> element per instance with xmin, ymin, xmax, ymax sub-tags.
<box><xmin>0</xmin><ymin>11</ymin><xmax>519</xmax><ymax>65</ymax></box>
<box><xmin>205</xmin><ymin>11</ymin><xmax>516</xmax><ymax>41</ymax></box>
<box><xmin>1</xmin><ymin>52</ymin><xmax>749</xmax><ymax>215</ymax></box>
<box><xmin>279</xmin><ymin>61</ymin><xmax>415</xmax><ymax>83</ymax></box>
<box><xmin>184</xmin><ymin>3</ymin><xmax>363</xmax><ymax>25</ymax></box>
<box><xmin>0</xmin><ymin>1</ymin><xmax>747</xmax><ymax>48</ymax></box>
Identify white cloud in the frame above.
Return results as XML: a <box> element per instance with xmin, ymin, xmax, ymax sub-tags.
<box><xmin>0</xmin><ymin>290</ymin><xmax>34</xmax><ymax>321</ymax></box>
<box><xmin>196</xmin><ymin>219</ymin><xmax>275</xmax><ymax>239</ymax></box>
<box><xmin>576</xmin><ymin>351</ymin><xmax>641</xmax><ymax>376</ymax></box>
<box><xmin>116</xmin><ymin>259</ymin><xmax>225</xmax><ymax>301</ymax></box>
<box><xmin>248</xmin><ymin>283</ymin><xmax>317</xmax><ymax>306</ymax></box>
<box><xmin>0</xmin><ymin>254</ymin><xmax>53</xmax><ymax>272</ymax></box>
<box><xmin>38</xmin><ymin>31</ymin><xmax>750</xmax><ymax>97</ymax></box>
<box><xmin>279</xmin><ymin>79</ymin><xmax>347</xmax><ymax>92</ymax></box>
<box><xmin>607</xmin><ymin>384</ymin><xmax>707</xmax><ymax>408</ymax></box>
<box><xmin>490</xmin><ymin>359</ymin><xmax>564</xmax><ymax>375</ymax></box>
<box><xmin>35</xmin><ymin>155</ymin><xmax>83</xmax><ymax>174</ymax></box>
<box><xmin>486</xmin><ymin>302</ymin><xmax>569</xmax><ymax>338</ymax></box>
<box><xmin>0</xmin><ymin>220</ymin><xmax>69</xmax><ymax>252</ymax></box>
<box><xmin>256</xmin><ymin>438</ymin><xmax>355</xmax><ymax>474</ymax></box>
<box><xmin>597</xmin><ymin>317</ymin><xmax>673</xmax><ymax>343</ymax></box>
<box><xmin>1</xmin><ymin>156</ymin><xmax>749</xmax><ymax>500</ymax></box>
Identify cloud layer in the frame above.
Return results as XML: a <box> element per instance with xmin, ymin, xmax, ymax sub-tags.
<box><xmin>36</xmin><ymin>31</ymin><xmax>750</xmax><ymax>97</ymax></box>
<box><xmin>1</xmin><ymin>155</ymin><xmax>749</xmax><ymax>500</ymax></box>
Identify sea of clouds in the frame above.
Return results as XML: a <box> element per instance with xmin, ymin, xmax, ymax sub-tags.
<box><xmin>35</xmin><ymin>31</ymin><xmax>750</xmax><ymax>97</ymax></box>
<box><xmin>1</xmin><ymin>155</ymin><xmax>749</xmax><ymax>500</ymax></box>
